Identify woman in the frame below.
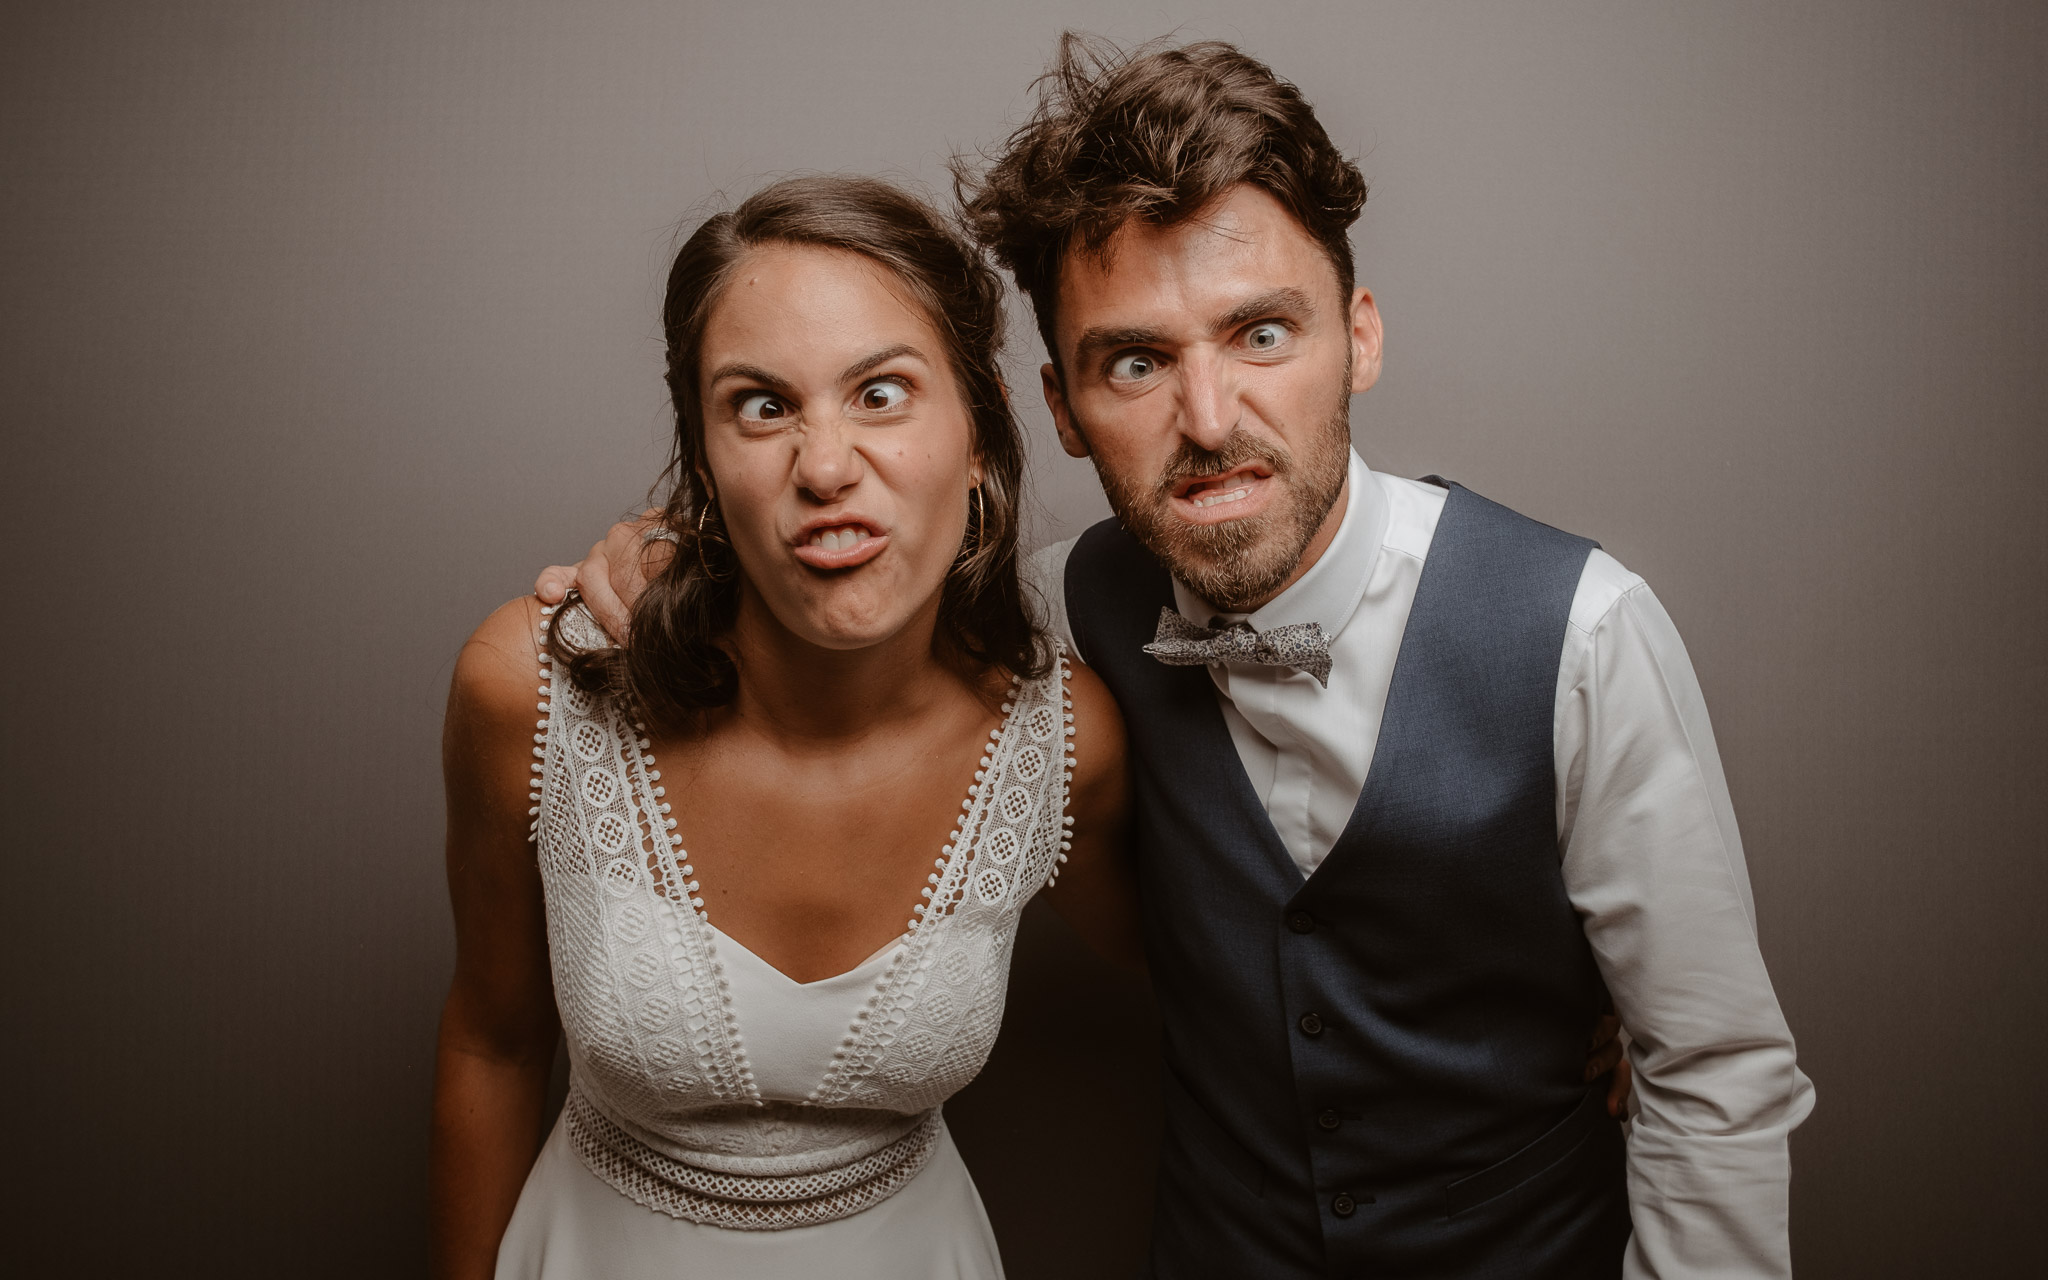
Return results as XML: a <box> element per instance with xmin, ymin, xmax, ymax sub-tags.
<box><xmin>431</xmin><ymin>175</ymin><xmax>1133</xmax><ymax>1278</ymax></box>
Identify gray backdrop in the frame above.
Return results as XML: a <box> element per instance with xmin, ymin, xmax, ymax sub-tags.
<box><xmin>4</xmin><ymin>2</ymin><xmax>2043</xmax><ymax>1275</ymax></box>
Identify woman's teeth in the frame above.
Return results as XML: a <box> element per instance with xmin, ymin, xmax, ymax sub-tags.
<box><xmin>1192</xmin><ymin>486</ymin><xmax>1252</xmax><ymax>509</ymax></box>
<box><xmin>808</xmin><ymin>526</ymin><xmax>872</xmax><ymax>551</ymax></box>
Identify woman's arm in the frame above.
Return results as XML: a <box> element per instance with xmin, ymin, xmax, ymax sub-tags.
<box><xmin>430</xmin><ymin>599</ymin><xmax>563</xmax><ymax>1279</ymax></box>
<box><xmin>1040</xmin><ymin>657</ymin><xmax>1144</xmax><ymax>971</ymax></box>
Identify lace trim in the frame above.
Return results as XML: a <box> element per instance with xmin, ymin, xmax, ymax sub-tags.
<box><xmin>810</xmin><ymin>647</ymin><xmax>1074</xmax><ymax>1110</ymax></box>
<box><xmin>535</xmin><ymin>603</ymin><xmax>753</xmax><ymax>1103</ymax></box>
<box><xmin>565</xmin><ymin>1085</ymin><xmax>943</xmax><ymax>1230</ymax></box>
<box><xmin>530</xmin><ymin>618</ymin><xmax>1073</xmax><ymax>1221</ymax></box>
<box><xmin>524</xmin><ymin>604</ymin><xmax>556</xmax><ymax>842</ymax></box>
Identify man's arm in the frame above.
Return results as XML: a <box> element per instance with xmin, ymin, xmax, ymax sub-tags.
<box><xmin>537</xmin><ymin>522</ymin><xmax>1080</xmax><ymax>651</ymax></box>
<box><xmin>1557</xmin><ymin>553</ymin><xmax>1816</xmax><ymax>1280</ymax></box>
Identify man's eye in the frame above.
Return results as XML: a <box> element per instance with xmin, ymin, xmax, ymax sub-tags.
<box><xmin>856</xmin><ymin>380</ymin><xmax>909</xmax><ymax>411</ymax></box>
<box><xmin>1244</xmin><ymin>323</ymin><xmax>1287</xmax><ymax>352</ymax></box>
<box><xmin>737</xmin><ymin>393</ymin><xmax>788</xmax><ymax>421</ymax></box>
<box><xmin>1108</xmin><ymin>352</ymin><xmax>1158</xmax><ymax>382</ymax></box>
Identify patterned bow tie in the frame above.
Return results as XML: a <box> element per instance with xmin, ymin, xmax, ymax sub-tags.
<box><xmin>1142</xmin><ymin>608</ymin><xmax>1333</xmax><ymax>687</ymax></box>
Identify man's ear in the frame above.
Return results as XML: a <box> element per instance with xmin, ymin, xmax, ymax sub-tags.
<box><xmin>1349</xmin><ymin>286</ymin><xmax>1384</xmax><ymax>395</ymax></box>
<box><xmin>1041</xmin><ymin>362</ymin><xmax>1092</xmax><ymax>459</ymax></box>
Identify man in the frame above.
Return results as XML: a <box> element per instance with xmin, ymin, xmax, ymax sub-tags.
<box><xmin>541</xmin><ymin>36</ymin><xmax>1812</xmax><ymax>1279</ymax></box>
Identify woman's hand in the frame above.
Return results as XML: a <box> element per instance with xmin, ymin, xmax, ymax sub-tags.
<box><xmin>430</xmin><ymin>598</ymin><xmax>565</xmax><ymax>1278</ymax></box>
<box><xmin>1584</xmin><ymin>1013</ymin><xmax>1636</xmax><ymax>1118</ymax></box>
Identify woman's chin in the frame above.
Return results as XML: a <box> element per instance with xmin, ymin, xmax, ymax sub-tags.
<box><xmin>779</xmin><ymin>600</ymin><xmax>924</xmax><ymax>654</ymax></box>
<box><xmin>748</xmin><ymin>567</ymin><xmax>944</xmax><ymax>655</ymax></box>
<box><xmin>798</xmin><ymin>623</ymin><xmax>896</xmax><ymax>652</ymax></box>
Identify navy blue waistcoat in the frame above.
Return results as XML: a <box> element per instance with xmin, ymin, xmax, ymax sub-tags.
<box><xmin>1066</xmin><ymin>482</ymin><xmax>1631</xmax><ymax>1279</ymax></box>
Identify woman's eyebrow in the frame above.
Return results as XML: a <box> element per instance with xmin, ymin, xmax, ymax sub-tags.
<box><xmin>838</xmin><ymin>343</ymin><xmax>925</xmax><ymax>384</ymax></box>
<box><xmin>707</xmin><ymin>345</ymin><xmax>926</xmax><ymax>393</ymax></box>
<box><xmin>706</xmin><ymin>361</ymin><xmax>792</xmax><ymax>393</ymax></box>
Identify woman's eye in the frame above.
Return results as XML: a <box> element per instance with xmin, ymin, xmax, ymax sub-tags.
<box><xmin>737</xmin><ymin>393</ymin><xmax>788</xmax><ymax>421</ymax></box>
<box><xmin>1108</xmin><ymin>352</ymin><xmax>1158</xmax><ymax>382</ymax></box>
<box><xmin>856</xmin><ymin>380</ymin><xmax>909</xmax><ymax>411</ymax></box>
<box><xmin>1244</xmin><ymin>323</ymin><xmax>1287</xmax><ymax>352</ymax></box>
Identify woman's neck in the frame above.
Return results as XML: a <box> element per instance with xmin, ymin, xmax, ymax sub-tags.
<box><xmin>721</xmin><ymin>584</ymin><xmax>968</xmax><ymax>746</ymax></box>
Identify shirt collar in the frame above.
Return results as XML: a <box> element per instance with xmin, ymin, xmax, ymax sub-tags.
<box><xmin>1172</xmin><ymin>450</ymin><xmax>1385</xmax><ymax>638</ymax></box>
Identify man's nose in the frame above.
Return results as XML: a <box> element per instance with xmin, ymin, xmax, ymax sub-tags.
<box><xmin>1178</xmin><ymin>350</ymin><xmax>1241</xmax><ymax>451</ymax></box>
<box><xmin>793</xmin><ymin>415</ymin><xmax>862</xmax><ymax>500</ymax></box>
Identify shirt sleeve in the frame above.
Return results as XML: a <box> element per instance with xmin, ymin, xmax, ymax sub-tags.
<box><xmin>1026</xmin><ymin>537</ymin><xmax>1081</xmax><ymax>661</ymax></box>
<box><xmin>1555</xmin><ymin>553</ymin><xmax>1816</xmax><ymax>1279</ymax></box>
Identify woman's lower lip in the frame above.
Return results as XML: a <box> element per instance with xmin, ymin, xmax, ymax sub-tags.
<box><xmin>792</xmin><ymin>533</ymin><xmax>888</xmax><ymax>570</ymax></box>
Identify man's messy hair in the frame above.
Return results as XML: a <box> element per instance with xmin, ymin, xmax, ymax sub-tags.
<box><xmin>954</xmin><ymin>34</ymin><xmax>1369</xmax><ymax>368</ymax></box>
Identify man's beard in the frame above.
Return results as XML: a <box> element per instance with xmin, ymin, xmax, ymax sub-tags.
<box><xmin>1087</xmin><ymin>389</ymin><xmax>1352</xmax><ymax>613</ymax></box>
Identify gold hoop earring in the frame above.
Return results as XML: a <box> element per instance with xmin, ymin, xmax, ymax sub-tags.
<box><xmin>963</xmin><ymin>485</ymin><xmax>987</xmax><ymax>557</ymax></box>
<box><xmin>695</xmin><ymin>500</ymin><xmax>737</xmax><ymax>583</ymax></box>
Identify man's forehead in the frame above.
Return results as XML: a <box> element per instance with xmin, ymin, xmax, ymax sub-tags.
<box><xmin>1055</xmin><ymin>185</ymin><xmax>1339</xmax><ymax>335</ymax></box>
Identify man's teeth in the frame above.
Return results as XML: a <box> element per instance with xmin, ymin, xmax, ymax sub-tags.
<box><xmin>808</xmin><ymin>526</ymin><xmax>873</xmax><ymax>551</ymax></box>
<box><xmin>1192</xmin><ymin>486</ymin><xmax>1253</xmax><ymax>509</ymax></box>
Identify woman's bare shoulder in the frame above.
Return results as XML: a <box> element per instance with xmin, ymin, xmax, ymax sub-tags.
<box><xmin>1037</xmin><ymin>651</ymin><xmax>1140</xmax><ymax>967</ymax></box>
<box><xmin>1061</xmin><ymin>654</ymin><xmax>1127</xmax><ymax>804</ymax></box>
<box><xmin>449</xmin><ymin>597</ymin><xmax>549</xmax><ymax>743</ymax></box>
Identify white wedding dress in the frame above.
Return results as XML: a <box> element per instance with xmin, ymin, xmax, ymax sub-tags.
<box><xmin>495</xmin><ymin>605</ymin><xmax>1075</xmax><ymax>1279</ymax></box>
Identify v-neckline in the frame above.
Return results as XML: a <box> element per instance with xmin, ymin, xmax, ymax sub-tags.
<box><xmin>1177</xmin><ymin>638</ymin><xmax>1415</xmax><ymax>900</ymax></box>
<box><xmin>1131</xmin><ymin>575</ymin><xmax>1401</xmax><ymax>900</ymax></box>
<box><xmin>710</xmin><ymin>923</ymin><xmax>903</xmax><ymax>989</ymax></box>
<box><xmin>632</xmin><ymin>672</ymin><xmax>1026</xmax><ymax>1099</ymax></box>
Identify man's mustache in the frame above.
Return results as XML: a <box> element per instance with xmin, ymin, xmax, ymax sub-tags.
<box><xmin>1151</xmin><ymin>432</ymin><xmax>1295</xmax><ymax>500</ymax></box>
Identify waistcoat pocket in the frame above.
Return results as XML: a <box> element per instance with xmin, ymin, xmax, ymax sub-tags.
<box><xmin>1441</xmin><ymin>1086</ymin><xmax>1609</xmax><ymax>1218</ymax></box>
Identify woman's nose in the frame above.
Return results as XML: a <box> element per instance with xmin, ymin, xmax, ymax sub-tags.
<box><xmin>792</xmin><ymin>416</ymin><xmax>862</xmax><ymax>500</ymax></box>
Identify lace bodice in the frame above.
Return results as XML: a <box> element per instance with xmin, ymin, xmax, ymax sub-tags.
<box><xmin>526</xmin><ymin>605</ymin><xmax>1074</xmax><ymax>1229</ymax></box>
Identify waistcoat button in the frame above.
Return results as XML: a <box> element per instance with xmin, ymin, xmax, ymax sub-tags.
<box><xmin>1298</xmin><ymin>1012</ymin><xmax>1324</xmax><ymax>1036</ymax></box>
<box><xmin>1287</xmin><ymin>911</ymin><xmax>1315</xmax><ymax>934</ymax></box>
<box><xmin>1332</xmin><ymin>1192</ymin><xmax>1357</xmax><ymax>1217</ymax></box>
<box><xmin>1317</xmin><ymin>1109</ymin><xmax>1341</xmax><ymax>1131</ymax></box>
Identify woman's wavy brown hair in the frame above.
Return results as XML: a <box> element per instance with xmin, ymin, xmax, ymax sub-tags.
<box><xmin>550</xmin><ymin>175</ymin><xmax>1045</xmax><ymax>730</ymax></box>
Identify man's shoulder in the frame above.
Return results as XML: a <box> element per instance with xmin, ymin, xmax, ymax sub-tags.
<box><xmin>1393</xmin><ymin>474</ymin><xmax>1644</xmax><ymax>633</ymax></box>
<box><xmin>1440</xmin><ymin>486</ymin><xmax>1645</xmax><ymax>636</ymax></box>
<box><xmin>1568</xmin><ymin>548</ymin><xmax>1648</xmax><ymax>636</ymax></box>
<box><xmin>1024</xmin><ymin>536</ymin><xmax>1082</xmax><ymax>654</ymax></box>
<box><xmin>1035</xmin><ymin>517</ymin><xmax>1161</xmax><ymax>587</ymax></box>
<box><xmin>1026</xmin><ymin>519</ymin><xmax>1168</xmax><ymax>659</ymax></box>
<box><xmin>1024</xmin><ymin>535</ymin><xmax>1080</xmax><ymax>598</ymax></box>
<box><xmin>1376</xmin><ymin>471</ymin><xmax>1450</xmax><ymax>563</ymax></box>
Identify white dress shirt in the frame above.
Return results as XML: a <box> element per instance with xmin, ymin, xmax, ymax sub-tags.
<box><xmin>1030</xmin><ymin>450</ymin><xmax>1815</xmax><ymax>1280</ymax></box>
